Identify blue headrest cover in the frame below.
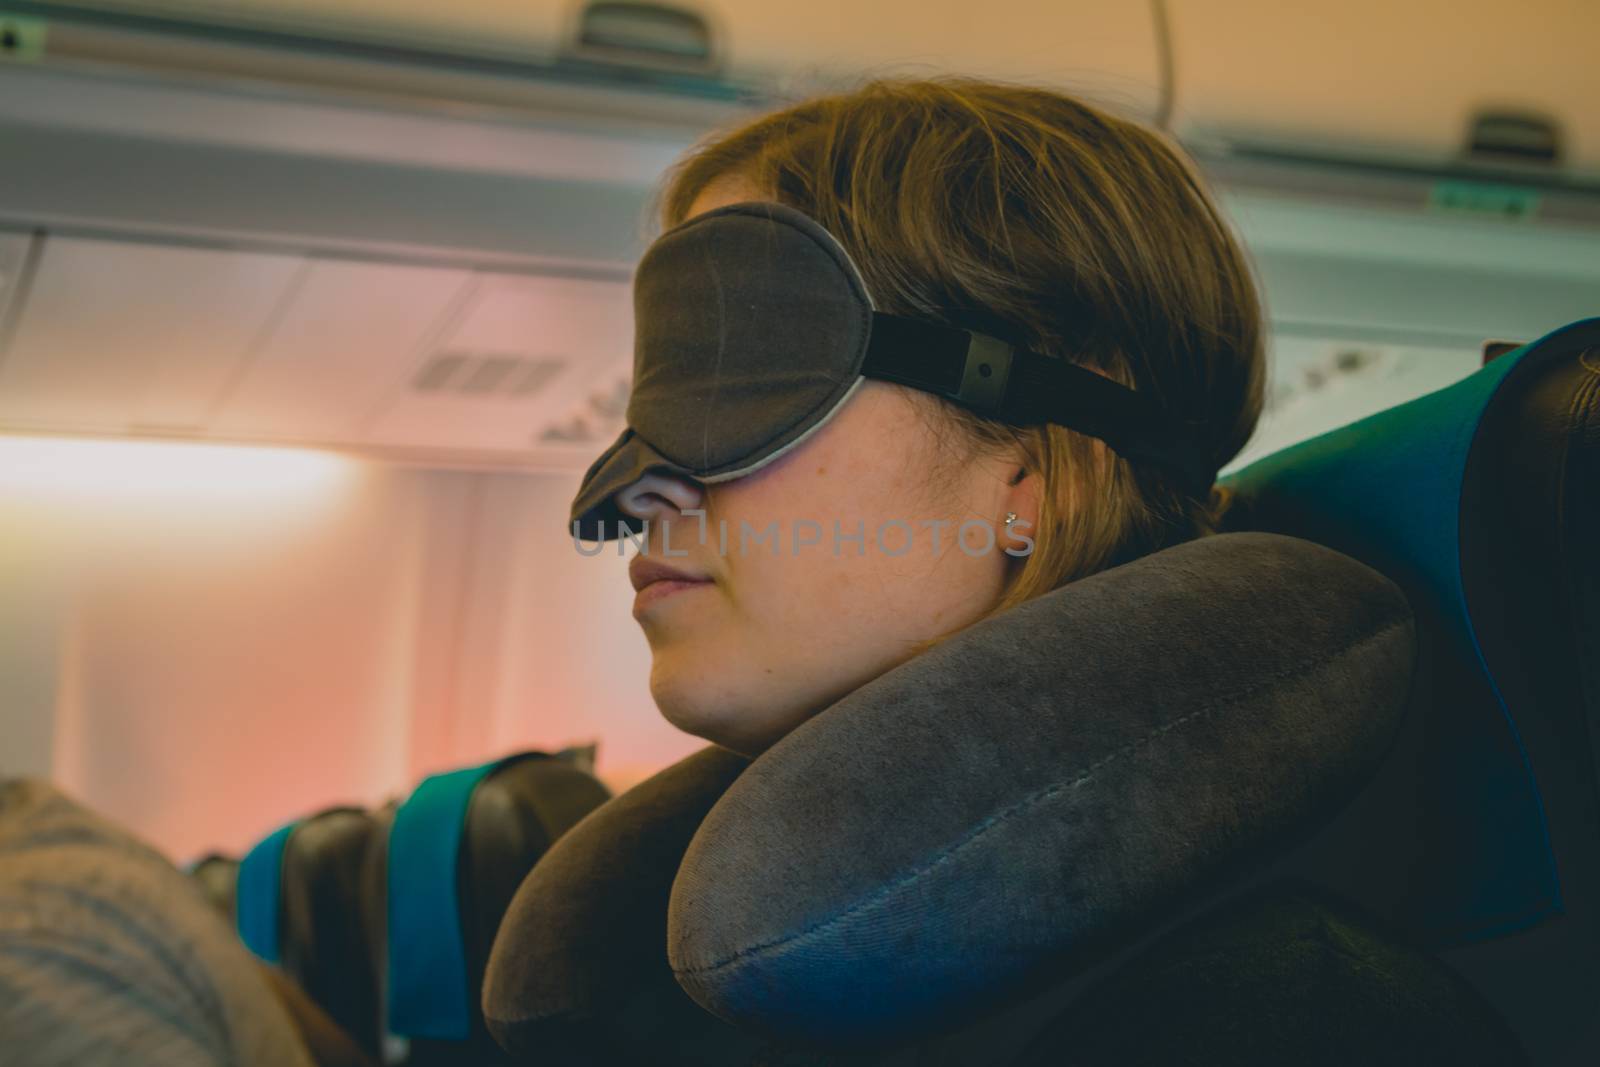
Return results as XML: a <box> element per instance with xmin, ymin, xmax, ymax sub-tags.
<box><xmin>386</xmin><ymin>756</ymin><xmax>506</xmax><ymax>1041</ymax></box>
<box><xmin>236</xmin><ymin>819</ymin><xmax>296</xmax><ymax>965</ymax></box>
<box><xmin>1220</xmin><ymin>314</ymin><xmax>1600</xmax><ymax>944</ymax></box>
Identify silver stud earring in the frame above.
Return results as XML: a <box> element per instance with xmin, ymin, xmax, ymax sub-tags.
<box><xmin>1004</xmin><ymin>512</ymin><xmax>1018</xmax><ymax>528</ymax></box>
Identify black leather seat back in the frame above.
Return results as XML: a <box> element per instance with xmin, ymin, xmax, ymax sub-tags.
<box><xmin>279</xmin><ymin>807</ymin><xmax>384</xmax><ymax>1060</ymax></box>
<box><xmin>1220</xmin><ymin>317</ymin><xmax>1600</xmax><ymax>1063</ymax></box>
<box><xmin>1440</xmin><ymin>335</ymin><xmax>1600</xmax><ymax>1063</ymax></box>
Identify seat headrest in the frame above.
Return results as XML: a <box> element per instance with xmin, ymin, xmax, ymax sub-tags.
<box><xmin>238</xmin><ymin>806</ymin><xmax>382</xmax><ymax>1057</ymax></box>
<box><xmin>386</xmin><ymin>757</ymin><xmax>508</xmax><ymax>1042</ymax></box>
<box><xmin>378</xmin><ymin>751</ymin><xmax>611</xmax><ymax>1057</ymax></box>
<box><xmin>484</xmin><ymin>532</ymin><xmax>1415</xmax><ymax>1050</ymax></box>
<box><xmin>279</xmin><ymin>809</ymin><xmax>382</xmax><ymax>1057</ymax></box>
<box><xmin>238</xmin><ymin>819</ymin><xmax>295</xmax><ymax>967</ymax></box>
<box><xmin>1221</xmin><ymin>314</ymin><xmax>1600</xmax><ymax>945</ymax></box>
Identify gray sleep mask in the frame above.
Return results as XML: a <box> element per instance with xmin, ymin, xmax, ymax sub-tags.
<box><xmin>570</xmin><ymin>200</ymin><xmax>1213</xmax><ymax>540</ymax></box>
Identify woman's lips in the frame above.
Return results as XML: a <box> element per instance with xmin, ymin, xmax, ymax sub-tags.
<box><xmin>632</xmin><ymin>576</ymin><xmax>713</xmax><ymax>616</ymax></box>
<box><xmin>629</xmin><ymin>558</ymin><xmax>713</xmax><ymax>617</ymax></box>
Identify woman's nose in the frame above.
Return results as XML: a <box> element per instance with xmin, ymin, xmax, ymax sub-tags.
<box><xmin>614</xmin><ymin>471</ymin><xmax>705</xmax><ymax>525</ymax></box>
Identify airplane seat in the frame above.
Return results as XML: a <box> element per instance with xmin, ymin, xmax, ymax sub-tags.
<box><xmin>366</xmin><ymin>750</ymin><xmax>612</xmax><ymax>1066</ymax></box>
<box><xmin>479</xmin><ymin>315</ymin><xmax>1599</xmax><ymax>1065</ymax></box>
<box><xmin>1206</xmin><ymin>314</ymin><xmax>1600</xmax><ymax>1064</ymax></box>
<box><xmin>1007</xmin><ymin>876</ymin><xmax>1527</xmax><ymax>1067</ymax></box>
<box><xmin>1011</xmin><ymin>313</ymin><xmax>1599</xmax><ymax>1064</ymax></box>
<box><xmin>237</xmin><ymin>806</ymin><xmax>385</xmax><ymax>1060</ymax></box>
<box><xmin>355</xmin><ymin>801</ymin><xmax>398</xmax><ymax>1063</ymax></box>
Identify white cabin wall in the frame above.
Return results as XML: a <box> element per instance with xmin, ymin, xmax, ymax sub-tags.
<box><xmin>0</xmin><ymin>441</ymin><xmax>690</xmax><ymax>863</ymax></box>
<box><xmin>0</xmin><ymin>520</ymin><xmax>66</xmax><ymax>782</ymax></box>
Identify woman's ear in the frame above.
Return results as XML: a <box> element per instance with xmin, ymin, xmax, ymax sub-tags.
<box><xmin>1004</xmin><ymin>467</ymin><xmax>1043</xmax><ymax>566</ymax></box>
<box><xmin>1003</xmin><ymin>465</ymin><xmax>1042</xmax><ymax>539</ymax></box>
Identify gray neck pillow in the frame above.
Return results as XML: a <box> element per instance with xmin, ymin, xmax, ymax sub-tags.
<box><xmin>483</xmin><ymin>532</ymin><xmax>1416</xmax><ymax>1054</ymax></box>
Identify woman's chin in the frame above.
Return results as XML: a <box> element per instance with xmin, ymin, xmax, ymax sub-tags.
<box><xmin>649</xmin><ymin>665</ymin><xmax>792</xmax><ymax>756</ymax></box>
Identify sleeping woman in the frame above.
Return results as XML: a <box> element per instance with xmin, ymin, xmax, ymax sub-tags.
<box><xmin>522</xmin><ymin>76</ymin><xmax>1526</xmax><ymax>1067</ymax></box>
<box><xmin>571</xmin><ymin>75</ymin><xmax>1266</xmax><ymax>756</ymax></box>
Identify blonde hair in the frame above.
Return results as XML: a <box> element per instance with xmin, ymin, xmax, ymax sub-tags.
<box><xmin>652</xmin><ymin>75</ymin><xmax>1267</xmax><ymax>619</ymax></box>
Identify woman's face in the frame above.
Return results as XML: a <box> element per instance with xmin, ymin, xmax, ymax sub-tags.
<box><xmin>616</xmin><ymin>179</ymin><xmax>1037</xmax><ymax>756</ymax></box>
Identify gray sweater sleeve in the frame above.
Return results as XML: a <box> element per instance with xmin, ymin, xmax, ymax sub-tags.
<box><xmin>0</xmin><ymin>778</ymin><xmax>314</xmax><ymax>1067</ymax></box>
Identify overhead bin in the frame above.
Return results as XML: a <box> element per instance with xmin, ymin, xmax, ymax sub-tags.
<box><xmin>1169</xmin><ymin>0</ymin><xmax>1600</xmax><ymax>171</ymax></box>
<box><xmin>22</xmin><ymin>0</ymin><xmax>1165</xmax><ymax>118</ymax></box>
<box><xmin>2</xmin><ymin>0</ymin><xmax>1597</xmax><ymax>472</ymax></box>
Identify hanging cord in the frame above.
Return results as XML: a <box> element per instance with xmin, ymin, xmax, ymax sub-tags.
<box><xmin>1149</xmin><ymin>0</ymin><xmax>1176</xmax><ymax>133</ymax></box>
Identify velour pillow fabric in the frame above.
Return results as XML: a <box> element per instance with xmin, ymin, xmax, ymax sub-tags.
<box><xmin>481</xmin><ymin>745</ymin><xmax>765</xmax><ymax>1065</ymax></box>
<box><xmin>667</xmin><ymin>531</ymin><xmax>1417</xmax><ymax>1044</ymax></box>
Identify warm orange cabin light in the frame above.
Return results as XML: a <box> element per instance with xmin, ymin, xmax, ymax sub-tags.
<box><xmin>0</xmin><ymin>435</ymin><xmax>354</xmax><ymax>502</ymax></box>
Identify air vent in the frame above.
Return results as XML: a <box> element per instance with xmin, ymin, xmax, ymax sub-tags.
<box><xmin>412</xmin><ymin>354</ymin><xmax>468</xmax><ymax>392</ymax></box>
<box><xmin>410</xmin><ymin>353</ymin><xmax>566</xmax><ymax>398</ymax></box>
<box><xmin>511</xmin><ymin>359</ymin><xmax>567</xmax><ymax>395</ymax></box>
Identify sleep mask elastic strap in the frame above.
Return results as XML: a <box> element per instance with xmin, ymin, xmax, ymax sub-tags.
<box><xmin>860</xmin><ymin>312</ymin><xmax>1215</xmax><ymax>494</ymax></box>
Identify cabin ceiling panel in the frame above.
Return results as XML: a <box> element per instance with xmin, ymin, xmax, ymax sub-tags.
<box><xmin>210</xmin><ymin>258</ymin><xmax>477</xmax><ymax>442</ymax></box>
<box><xmin>0</xmin><ymin>235</ymin><xmax>302</xmax><ymax>432</ymax></box>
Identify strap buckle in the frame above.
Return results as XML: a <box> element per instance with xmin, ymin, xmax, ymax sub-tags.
<box><xmin>955</xmin><ymin>333</ymin><xmax>1014</xmax><ymax>416</ymax></box>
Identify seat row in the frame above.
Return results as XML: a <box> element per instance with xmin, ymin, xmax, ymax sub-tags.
<box><xmin>189</xmin><ymin>746</ymin><xmax>611</xmax><ymax>1066</ymax></box>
